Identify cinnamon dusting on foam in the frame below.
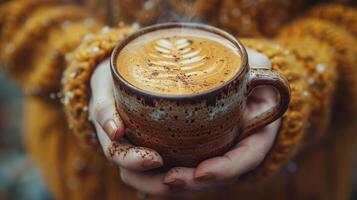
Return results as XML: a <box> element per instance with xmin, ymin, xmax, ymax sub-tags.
<box><xmin>116</xmin><ymin>28</ymin><xmax>241</xmax><ymax>95</ymax></box>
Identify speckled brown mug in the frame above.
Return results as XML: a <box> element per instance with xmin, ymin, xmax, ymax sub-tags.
<box><xmin>111</xmin><ymin>23</ymin><xmax>290</xmax><ymax>167</ymax></box>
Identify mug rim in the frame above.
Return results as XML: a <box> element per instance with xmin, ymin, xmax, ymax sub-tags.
<box><xmin>110</xmin><ymin>22</ymin><xmax>248</xmax><ymax>100</ymax></box>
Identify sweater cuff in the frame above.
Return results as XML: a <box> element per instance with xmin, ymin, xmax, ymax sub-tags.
<box><xmin>62</xmin><ymin>25</ymin><xmax>139</xmax><ymax>154</ymax></box>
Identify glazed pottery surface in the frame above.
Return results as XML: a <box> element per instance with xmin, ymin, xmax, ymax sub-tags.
<box><xmin>111</xmin><ymin>23</ymin><xmax>291</xmax><ymax>167</ymax></box>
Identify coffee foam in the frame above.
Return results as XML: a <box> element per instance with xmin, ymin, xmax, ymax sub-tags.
<box><xmin>116</xmin><ymin>27</ymin><xmax>241</xmax><ymax>95</ymax></box>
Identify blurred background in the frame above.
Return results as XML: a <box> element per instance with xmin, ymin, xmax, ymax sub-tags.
<box><xmin>0</xmin><ymin>70</ymin><xmax>53</xmax><ymax>200</ymax></box>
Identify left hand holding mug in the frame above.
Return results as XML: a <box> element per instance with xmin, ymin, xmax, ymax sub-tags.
<box><xmin>88</xmin><ymin>48</ymin><xmax>281</xmax><ymax>195</ymax></box>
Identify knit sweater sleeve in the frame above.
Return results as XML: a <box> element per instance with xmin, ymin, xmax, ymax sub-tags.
<box><xmin>243</xmin><ymin>4</ymin><xmax>357</xmax><ymax>182</ymax></box>
<box><xmin>279</xmin><ymin>8</ymin><xmax>357</xmax><ymax>127</ymax></box>
<box><xmin>0</xmin><ymin>0</ymin><xmax>102</xmax><ymax>97</ymax></box>
<box><xmin>0</xmin><ymin>0</ymin><xmax>140</xmax><ymax>154</ymax></box>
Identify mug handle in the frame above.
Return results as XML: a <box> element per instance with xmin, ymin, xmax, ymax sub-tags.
<box><xmin>238</xmin><ymin>68</ymin><xmax>291</xmax><ymax>141</ymax></box>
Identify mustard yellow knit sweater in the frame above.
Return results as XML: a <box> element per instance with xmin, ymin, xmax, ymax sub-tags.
<box><xmin>0</xmin><ymin>0</ymin><xmax>356</xmax><ymax>200</ymax></box>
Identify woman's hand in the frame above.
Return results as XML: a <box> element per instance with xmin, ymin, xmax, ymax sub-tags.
<box><xmin>89</xmin><ymin>59</ymin><xmax>164</xmax><ymax>171</ymax></box>
<box><xmin>88</xmin><ymin>48</ymin><xmax>281</xmax><ymax>195</ymax></box>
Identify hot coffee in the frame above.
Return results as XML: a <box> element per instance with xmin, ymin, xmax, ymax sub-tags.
<box><xmin>111</xmin><ymin>23</ymin><xmax>290</xmax><ymax>167</ymax></box>
<box><xmin>116</xmin><ymin>27</ymin><xmax>241</xmax><ymax>95</ymax></box>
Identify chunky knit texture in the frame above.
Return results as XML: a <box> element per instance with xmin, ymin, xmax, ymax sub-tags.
<box><xmin>279</xmin><ymin>18</ymin><xmax>357</xmax><ymax>126</ymax></box>
<box><xmin>277</xmin><ymin>37</ymin><xmax>337</xmax><ymax>144</ymax></box>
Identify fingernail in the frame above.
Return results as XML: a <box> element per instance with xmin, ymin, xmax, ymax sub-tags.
<box><xmin>164</xmin><ymin>179</ymin><xmax>186</xmax><ymax>189</ymax></box>
<box><xmin>102</xmin><ymin>119</ymin><xmax>118</xmax><ymax>140</ymax></box>
<box><xmin>142</xmin><ymin>160</ymin><xmax>162</xmax><ymax>169</ymax></box>
<box><xmin>195</xmin><ymin>173</ymin><xmax>215</xmax><ymax>181</ymax></box>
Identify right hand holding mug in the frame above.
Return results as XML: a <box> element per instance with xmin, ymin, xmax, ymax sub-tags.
<box><xmin>88</xmin><ymin>48</ymin><xmax>281</xmax><ymax>195</ymax></box>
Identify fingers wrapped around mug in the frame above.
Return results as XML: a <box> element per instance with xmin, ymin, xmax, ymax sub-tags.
<box><xmin>163</xmin><ymin>49</ymin><xmax>281</xmax><ymax>189</ymax></box>
<box><xmin>89</xmin><ymin>59</ymin><xmax>163</xmax><ymax>171</ymax></box>
<box><xmin>194</xmin><ymin>120</ymin><xmax>280</xmax><ymax>181</ymax></box>
<box><xmin>162</xmin><ymin>119</ymin><xmax>279</xmax><ymax>192</ymax></box>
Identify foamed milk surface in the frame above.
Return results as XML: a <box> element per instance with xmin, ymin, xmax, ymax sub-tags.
<box><xmin>116</xmin><ymin>28</ymin><xmax>242</xmax><ymax>95</ymax></box>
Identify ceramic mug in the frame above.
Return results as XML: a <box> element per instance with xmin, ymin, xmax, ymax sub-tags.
<box><xmin>111</xmin><ymin>23</ymin><xmax>290</xmax><ymax>167</ymax></box>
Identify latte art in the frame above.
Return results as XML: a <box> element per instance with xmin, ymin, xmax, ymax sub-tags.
<box><xmin>148</xmin><ymin>37</ymin><xmax>223</xmax><ymax>81</ymax></box>
<box><xmin>150</xmin><ymin>38</ymin><xmax>207</xmax><ymax>73</ymax></box>
<box><xmin>116</xmin><ymin>28</ymin><xmax>242</xmax><ymax>95</ymax></box>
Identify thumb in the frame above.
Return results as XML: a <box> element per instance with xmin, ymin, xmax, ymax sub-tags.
<box><xmin>90</xmin><ymin>58</ymin><xmax>124</xmax><ymax>140</ymax></box>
